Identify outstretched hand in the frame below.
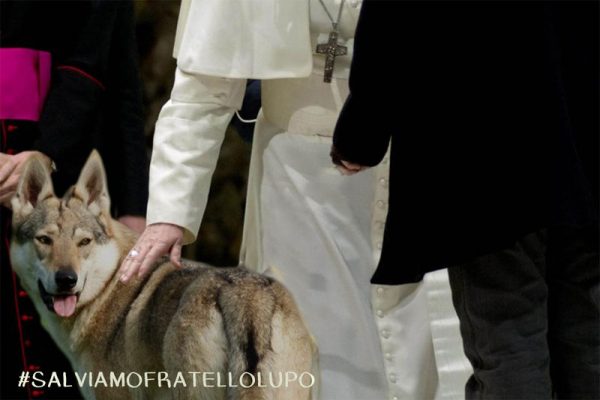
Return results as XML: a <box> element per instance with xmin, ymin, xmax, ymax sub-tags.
<box><xmin>119</xmin><ymin>222</ymin><xmax>184</xmax><ymax>283</ymax></box>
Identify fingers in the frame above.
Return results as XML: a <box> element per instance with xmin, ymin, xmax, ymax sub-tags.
<box><xmin>0</xmin><ymin>157</ymin><xmax>16</xmax><ymax>184</ymax></box>
<box><xmin>119</xmin><ymin>223</ymin><xmax>184</xmax><ymax>283</ymax></box>
<box><xmin>329</xmin><ymin>145</ymin><xmax>369</xmax><ymax>174</ymax></box>
<box><xmin>136</xmin><ymin>240</ymin><xmax>171</xmax><ymax>279</ymax></box>
<box><xmin>0</xmin><ymin>175</ymin><xmax>19</xmax><ymax>201</ymax></box>
<box><xmin>0</xmin><ymin>192</ymin><xmax>13</xmax><ymax>208</ymax></box>
<box><xmin>336</xmin><ymin>165</ymin><xmax>358</xmax><ymax>176</ymax></box>
<box><xmin>0</xmin><ymin>151</ymin><xmax>51</xmax><ymax>187</ymax></box>
<box><xmin>0</xmin><ymin>152</ymin><xmax>52</xmax><ymax>208</ymax></box>
<box><xmin>119</xmin><ymin>238</ymin><xmax>153</xmax><ymax>283</ymax></box>
<box><xmin>170</xmin><ymin>240</ymin><xmax>183</xmax><ymax>268</ymax></box>
<box><xmin>341</xmin><ymin>160</ymin><xmax>364</xmax><ymax>171</ymax></box>
<box><xmin>336</xmin><ymin>160</ymin><xmax>368</xmax><ymax>176</ymax></box>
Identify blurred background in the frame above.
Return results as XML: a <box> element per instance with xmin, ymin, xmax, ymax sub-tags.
<box><xmin>134</xmin><ymin>0</ymin><xmax>251</xmax><ymax>266</ymax></box>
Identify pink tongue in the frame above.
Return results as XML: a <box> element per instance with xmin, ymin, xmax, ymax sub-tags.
<box><xmin>53</xmin><ymin>295</ymin><xmax>78</xmax><ymax>317</ymax></box>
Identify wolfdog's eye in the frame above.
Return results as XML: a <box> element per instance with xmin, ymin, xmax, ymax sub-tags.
<box><xmin>78</xmin><ymin>238</ymin><xmax>92</xmax><ymax>247</ymax></box>
<box><xmin>36</xmin><ymin>235</ymin><xmax>53</xmax><ymax>245</ymax></box>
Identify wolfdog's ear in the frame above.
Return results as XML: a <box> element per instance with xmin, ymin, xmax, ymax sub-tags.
<box><xmin>73</xmin><ymin>150</ymin><xmax>111</xmax><ymax>218</ymax></box>
<box><xmin>12</xmin><ymin>156</ymin><xmax>55</xmax><ymax>216</ymax></box>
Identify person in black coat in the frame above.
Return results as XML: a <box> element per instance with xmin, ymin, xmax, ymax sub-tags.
<box><xmin>0</xmin><ymin>1</ymin><xmax>148</xmax><ymax>398</ymax></box>
<box><xmin>332</xmin><ymin>1</ymin><xmax>598</xmax><ymax>398</ymax></box>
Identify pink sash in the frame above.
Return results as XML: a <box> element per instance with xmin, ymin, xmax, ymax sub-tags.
<box><xmin>0</xmin><ymin>48</ymin><xmax>52</xmax><ymax>121</ymax></box>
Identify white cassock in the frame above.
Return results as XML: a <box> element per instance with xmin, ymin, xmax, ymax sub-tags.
<box><xmin>147</xmin><ymin>1</ymin><xmax>472</xmax><ymax>399</ymax></box>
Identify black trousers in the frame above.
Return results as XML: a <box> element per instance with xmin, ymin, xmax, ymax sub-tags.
<box><xmin>449</xmin><ymin>226</ymin><xmax>599</xmax><ymax>400</ymax></box>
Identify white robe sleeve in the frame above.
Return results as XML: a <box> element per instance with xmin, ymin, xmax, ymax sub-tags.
<box><xmin>146</xmin><ymin>68</ymin><xmax>246</xmax><ymax>244</ymax></box>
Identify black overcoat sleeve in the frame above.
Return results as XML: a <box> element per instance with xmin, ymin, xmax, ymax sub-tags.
<box><xmin>332</xmin><ymin>0</ymin><xmax>392</xmax><ymax>167</ymax></box>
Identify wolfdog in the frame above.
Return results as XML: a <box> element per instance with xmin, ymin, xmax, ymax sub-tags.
<box><xmin>9</xmin><ymin>152</ymin><xmax>316</xmax><ymax>400</ymax></box>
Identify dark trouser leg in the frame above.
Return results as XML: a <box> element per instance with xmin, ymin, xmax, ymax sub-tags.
<box><xmin>448</xmin><ymin>231</ymin><xmax>552</xmax><ymax>400</ymax></box>
<box><xmin>547</xmin><ymin>226</ymin><xmax>599</xmax><ymax>399</ymax></box>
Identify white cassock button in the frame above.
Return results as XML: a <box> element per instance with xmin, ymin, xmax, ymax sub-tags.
<box><xmin>377</xmin><ymin>200</ymin><xmax>386</xmax><ymax>209</ymax></box>
<box><xmin>377</xmin><ymin>287</ymin><xmax>384</xmax><ymax>295</ymax></box>
<box><xmin>381</xmin><ymin>329</ymin><xmax>391</xmax><ymax>338</ymax></box>
<box><xmin>385</xmin><ymin>352</ymin><xmax>392</xmax><ymax>361</ymax></box>
<box><xmin>375</xmin><ymin>221</ymin><xmax>385</xmax><ymax>231</ymax></box>
<box><xmin>376</xmin><ymin>310</ymin><xmax>384</xmax><ymax>318</ymax></box>
<box><xmin>379</xmin><ymin>177</ymin><xmax>388</xmax><ymax>188</ymax></box>
<box><xmin>392</xmin><ymin>396</ymin><xmax>399</xmax><ymax>400</ymax></box>
<box><xmin>389</xmin><ymin>373</ymin><xmax>397</xmax><ymax>383</ymax></box>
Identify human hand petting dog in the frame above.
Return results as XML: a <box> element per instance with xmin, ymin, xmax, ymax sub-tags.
<box><xmin>119</xmin><ymin>222</ymin><xmax>183</xmax><ymax>282</ymax></box>
<box><xmin>0</xmin><ymin>151</ymin><xmax>53</xmax><ymax>207</ymax></box>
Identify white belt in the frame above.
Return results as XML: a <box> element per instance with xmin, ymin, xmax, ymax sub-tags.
<box><xmin>261</xmin><ymin>73</ymin><xmax>350</xmax><ymax>137</ymax></box>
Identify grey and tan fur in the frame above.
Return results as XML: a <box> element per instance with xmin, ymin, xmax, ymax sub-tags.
<box><xmin>10</xmin><ymin>151</ymin><xmax>317</xmax><ymax>400</ymax></box>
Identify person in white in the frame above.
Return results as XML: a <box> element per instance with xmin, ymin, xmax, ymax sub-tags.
<box><xmin>119</xmin><ymin>1</ymin><xmax>472</xmax><ymax>399</ymax></box>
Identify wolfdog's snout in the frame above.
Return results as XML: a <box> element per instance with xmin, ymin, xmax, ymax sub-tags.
<box><xmin>55</xmin><ymin>269</ymin><xmax>78</xmax><ymax>291</ymax></box>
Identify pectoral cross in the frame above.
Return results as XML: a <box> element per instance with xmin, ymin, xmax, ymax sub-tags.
<box><xmin>316</xmin><ymin>30</ymin><xmax>347</xmax><ymax>83</ymax></box>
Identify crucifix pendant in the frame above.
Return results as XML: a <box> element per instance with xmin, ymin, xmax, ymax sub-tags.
<box><xmin>316</xmin><ymin>30</ymin><xmax>347</xmax><ymax>83</ymax></box>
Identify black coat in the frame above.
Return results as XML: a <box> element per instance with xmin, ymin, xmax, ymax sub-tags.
<box><xmin>333</xmin><ymin>0</ymin><xmax>598</xmax><ymax>284</ymax></box>
<box><xmin>1</xmin><ymin>2</ymin><xmax>147</xmax><ymax>398</ymax></box>
<box><xmin>1</xmin><ymin>0</ymin><xmax>148</xmax><ymax>216</ymax></box>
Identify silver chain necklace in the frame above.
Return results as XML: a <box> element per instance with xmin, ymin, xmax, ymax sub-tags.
<box><xmin>315</xmin><ymin>0</ymin><xmax>348</xmax><ymax>83</ymax></box>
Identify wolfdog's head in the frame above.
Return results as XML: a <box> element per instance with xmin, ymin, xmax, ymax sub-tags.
<box><xmin>10</xmin><ymin>151</ymin><xmax>121</xmax><ymax>319</ymax></box>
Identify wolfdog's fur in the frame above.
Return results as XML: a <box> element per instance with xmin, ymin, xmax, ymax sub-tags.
<box><xmin>10</xmin><ymin>152</ymin><xmax>316</xmax><ymax>400</ymax></box>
